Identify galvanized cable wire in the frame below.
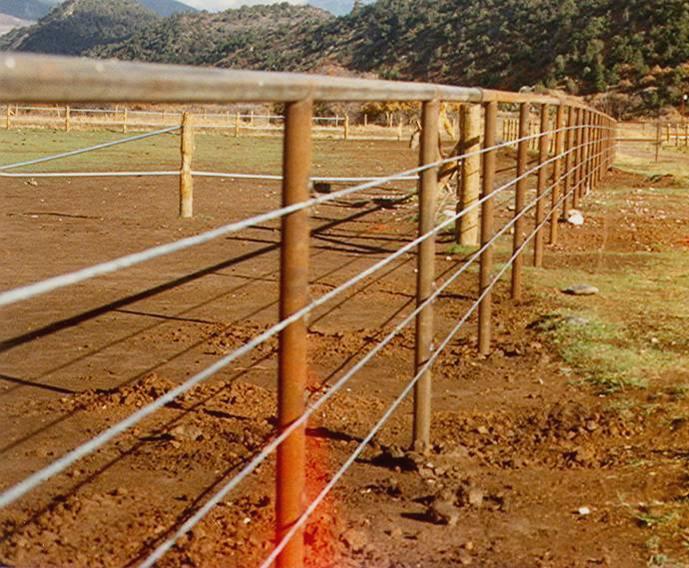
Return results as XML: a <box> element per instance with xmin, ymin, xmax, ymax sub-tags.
<box><xmin>0</xmin><ymin>133</ymin><xmax>608</xmax><ymax>509</ymax></box>
<box><xmin>0</xmin><ymin>126</ymin><xmax>181</xmax><ymax>172</ymax></box>
<box><xmin>0</xmin><ymin>171</ymin><xmax>180</xmax><ymax>178</ymax></box>
<box><xmin>0</xmin><ymin>125</ymin><xmax>598</xmax><ymax>309</ymax></box>
<box><xmin>258</xmin><ymin>147</ymin><xmax>607</xmax><ymax>568</ymax></box>
<box><xmin>138</xmin><ymin>143</ymin><xmax>611</xmax><ymax>568</ymax></box>
<box><xmin>0</xmin><ymin>147</ymin><xmax>530</xmax><ymax>509</ymax></box>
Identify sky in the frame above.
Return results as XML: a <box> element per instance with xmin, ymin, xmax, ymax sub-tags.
<box><xmin>181</xmin><ymin>0</ymin><xmax>306</xmax><ymax>9</ymax></box>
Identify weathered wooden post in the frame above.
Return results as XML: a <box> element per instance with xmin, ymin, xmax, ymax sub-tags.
<box><xmin>413</xmin><ymin>99</ymin><xmax>440</xmax><ymax>451</ymax></box>
<box><xmin>580</xmin><ymin>110</ymin><xmax>591</xmax><ymax>197</ymax></box>
<box><xmin>276</xmin><ymin>98</ymin><xmax>313</xmax><ymax>568</ymax></box>
<box><xmin>122</xmin><ymin>107</ymin><xmax>128</xmax><ymax>134</ymax></box>
<box><xmin>363</xmin><ymin>113</ymin><xmax>368</xmax><ymax>127</ymax></box>
<box><xmin>344</xmin><ymin>114</ymin><xmax>350</xmax><ymax>140</ymax></box>
<box><xmin>179</xmin><ymin>113</ymin><xmax>194</xmax><ymax>218</ymax></box>
<box><xmin>479</xmin><ymin>101</ymin><xmax>497</xmax><ymax>356</ymax></box>
<box><xmin>655</xmin><ymin>119</ymin><xmax>661</xmax><ymax>163</ymax></box>
<box><xmin>65</xmin><ymin>105</ymin><xmax>71</xmax><ymax>133</ymax></box>
<box><xmin>397</xmin><ymin>115</ymin><xmax>404</xmax><ymax>141</ymax></box>
<box><xmin>235</xmin><ymin>112</ymin><xmax>241</xmax><ymax>138</ymax></box>
<box><xmin>250</xmin><ymin>110</ymin><xmax>255</xmax><ymax>126</ymax></box>
<box><xmin>5</xmin><ymin>105</ymin><xmax>11</xmax><ymax>130</ymax></box>
<box><xmin>549</xmin><ymin>104</ymin><xmax>565</xmax><ymax>245</ymax></box>
<box><xmin>457</xmin><ymin>103</ymin><xmax>481</xmax><ymax>246</ymax></box>
<box><xmin>511</xmin><ymin>102</ymin><xmax>529</xmax><ymax>302</ymax></box>
<box><xmin>533</xmin><ymin>104</ymin><xmax>550</xmax><ymax>268</ymax></box>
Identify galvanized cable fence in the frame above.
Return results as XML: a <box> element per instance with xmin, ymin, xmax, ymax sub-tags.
<box><xmin>0</xmin><ymin>53</ymin><xmax>618</xmax><ymax>568</ymax></box>
<box><xmin>0</xmin><ymin>130</ymin><xmax>607</xmax><ymax>508</ymax></box>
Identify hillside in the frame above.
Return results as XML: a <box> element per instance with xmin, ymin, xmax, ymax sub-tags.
<box><xmin>0</xmin><ymin>0</ymin><xmax>159</xmax><ymax>55</ymax></box>
<box><xmin>308</xmin><ymin>0</ymin><xmax>373</xmax><ymax>16</ymax></box>
<box><xmin>1</xmin><ymin>0</ymin><xmax>687</xmax><ymax>115</ymax></box>
<box><xmin>0</xmin><ymin>0</ymin><xmax>51</xmax><ymax>20</ymax></box>
<box><xmin>90</xmin><ymin>4</ymin><xmax>333</xmax><ymax>69</ymax></box>
<box><xmin>0</xmin><ymin>14</ymin><xmax>31</xmax><ymax>36</ymax></box>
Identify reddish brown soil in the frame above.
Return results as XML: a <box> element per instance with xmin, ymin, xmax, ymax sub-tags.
<box><xmin>1</xmin><ymin>141</ymin><xmax>689</xmax><ymax>568</ymax></box>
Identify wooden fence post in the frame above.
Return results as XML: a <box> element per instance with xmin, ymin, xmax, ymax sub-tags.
<box><xmin>235</xmin><ymin>112</ymin><xmax>241</xmax><ymax>138</ymax></box>
<box><xmin>563</xmin><ymin>106</ymin><xmax>576</xmax><ymax>216</ymax></box>
<box><xmin>65</xmin><ymin>105</ymin><xmax>71</xmax><ymax>132</ymax></box>
<box><xmin>5</xmin><ymin>105</ymin><xmax>11</xmax><ymax>130</ymax></box>
<box><xmin>533</xmin><ymin>104</ymin><xmax>550</xmax><ymax>268</ymax></box>
<box><xmin>397</xmin><ymin>115</ymin><xmax>404</xmax><ymax>141</ymax></box>
<box><xmin>655</xmin><ymin>119</ymin><xmax>661</xmax><ymax>163</ymax></box>
<box><xmin>276</xmin><ymin>98</ymin><xmax>313</xmax><ymax>568</ymax></box>
<box><xmin>363</xmin><ymin>113</ymin><xmax>368</xmax><ymax>127</ymax></box>
<box><xmin>413</xmin><ymin>100</ymin><xmax>440</xmax><ymax>452</ymax></box>
<box><xmin>478</xmin><ymin>101</ymin><xmax>497</xmax><ymax>356</ymax></box>
<box><xmin>344</xmin><ymin>114</ymin><xmax>350</xmax><ymax>140</ymax></box>
<box><xmin>549</xmin><ymin>104</ymin><xmax>565</xmax><ymax>245</ymax></box>
<box><xmin>179</xmin><ymin>113</ymin><xmax>194</xmax><ymax>218</ymax></box>
<box><xmin>123</xmin><ymin>107</ymin><xmax>128</xmax><ymax>134</ymax></box>
<box><xmin>511</xmin><ymin>102</ymin><xmax>529</xmax><ymax>302</ymax></box>
<box><xmin>581</xmin><ymin>110</ymin><xmax>591</xmax><ymax>198</ymax></box>
<box><xmin>457</xmin><ymin>103</ymin><xmax>481</xmax><ymax>246</ymax></box>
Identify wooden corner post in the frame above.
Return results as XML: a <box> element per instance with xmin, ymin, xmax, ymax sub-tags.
<box><xmin>179</xmin><ymin>113</ymin><xmax>194</xmax><ymax>218</ymax></box>
<box><xmin>413</xmin><ymin>100</ymin><xmax>440</xmax><ymax>451</ymax></box>
<box><xmin>276</xmin><ymin>98</ymin><xmax>313</xmax><ymax>568</ymax></box>
<box><xmin>457</xmin><ymin>103</ymin><xmax>481</xmax><ymax>246</ymax></box>
<box><xmin>478</xmin><ymin>101</ymin><xmax>497</xmax><ymax>356</ymax></box>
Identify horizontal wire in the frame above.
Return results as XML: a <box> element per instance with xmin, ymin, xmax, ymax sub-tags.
<box><xmin>0</xmin><ymin>124</ymin><xmax>603</xmax><ymax>308</ymax></box>
<box><xmin>0</xmin><ymin>126</ymin><xmax>181</xmax><ymax>172</ymax></box>
<box><xmin>139</xmin><ymin>140</ymin><xmax>612</xmax><ymax>567</ymax></box>
<box><xmin>259</xmin><ymin>144</ymin><xmax>608</xmax><ymax>567</ymax></box>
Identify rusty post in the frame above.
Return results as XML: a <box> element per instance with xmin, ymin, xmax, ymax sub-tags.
<box><xmin>457</xmin><ymin>103</ymin><xmax>481</xmax><ymax>246</ymax></box>
<box><xmin>478</xmin><ymin>101</ymin><xmax>497</xmax><ymax>356</ymax></box>
<box><xmin>276</xmin><ymin>99</ymin><xmax>313</xmax><ymax>568</ymax></box>
<box><xmin>581</xmin><ymin>110</ymin><xmax>591</xmax><ymax>197</ymax></box>
<box><xmin>549</xmin><ymin>104</ymin><xmax>565</xmax><ymax>245</ymax></box>
<box><xmin>413</xmin><ymin>100</ymin><xmax>440</xmax><ymax>451</ymax></box>
<box><xmin>511</xmin><ymin>102</ymin><xmax>529</xmax><ymax>302</ymax></box>
<box><xmin>572</xmin><ymin>108</ymin><xmax>583</xmax><ymax>208</ymax></box>
<box><xmin>179</xmin><ymin>113</ymin><xmax>194</xmax><ymax>218</ymax></box>
<box><xmin>563</xmin><ymin>107</ymin><xmax>576</xmax><ymax>216</ymax></box>
<box><xmin>533</xmin><ymin>104</ymin><xmax>550</xmax><ymax>268</ymax></box>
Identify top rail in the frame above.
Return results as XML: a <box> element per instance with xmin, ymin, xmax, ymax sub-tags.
<box><xmin>0</xmin><ymin>53</ymin><xmax>611</xmax><ymax>118</ymax></box>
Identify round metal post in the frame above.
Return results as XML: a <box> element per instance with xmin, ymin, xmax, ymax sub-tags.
<box><xmin>511</xmin><ymin>102</ymin><xmax>529</xmax><ymax>302</ymax></box>
<box><xmin>413</xmin><ymin>100</ymin><xmax>440</xmax><ymax>451</ymax></box>
<box><xmin>478</xmin><ymin>101</ymin><xmax>497</xmax><ymax>355</ymax></box>
<box><xmin>533</xmin><ymin>104</ymin><xmax>550</xmax><ymax>268</ymax></box>
<box><xmin>549</xmin><ymin>104</ymin><xmax>565</xmax><ymax>245</ymax></box>
<box><xmin>276</xmin><ymin>98</ymin><xmax>313</xmax><ymax>568</ymax></box>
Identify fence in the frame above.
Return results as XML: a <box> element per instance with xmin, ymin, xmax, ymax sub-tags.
<box><xmin>0</xmin><ymin>52</ymin><xmax>617</xmax><ymax>568</ymax></box>
<box><xmin>1</xmin><ymin>102</ymin><xmax>419</xmax><ymax>142</ymax></box>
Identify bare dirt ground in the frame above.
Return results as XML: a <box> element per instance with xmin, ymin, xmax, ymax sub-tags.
<box><xmin>0</xmin><ymin>133</ymin><xmax>688</xmax><ymax>567</ymax></box>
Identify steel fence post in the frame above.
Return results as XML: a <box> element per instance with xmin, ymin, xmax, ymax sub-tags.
<box><xmin>511</xmin><ymin>102</ymin><xmax>529</xmax><ymax>302</ymax></box>
<box><xmin>276</xmin><ymin>98</ymin><xmax>313</xmax><ymax>568</ymax></box>
<box><xmin>533</xmin><ymin>104</ymin><xmax>550</xmax><ymax>268</ymax></box>
<box><xmin>413</xmin><ymin>99</ymin><xmax>440</xmax><ymax>451</ymax></box>
<box><xmin>478</xmin><ymin>101</ymin><xmax>497</xmax><ymax>355</ymax></box>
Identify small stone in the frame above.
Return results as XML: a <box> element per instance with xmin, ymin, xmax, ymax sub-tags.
<box><xmin>577</xmin><ymin>506</ymin><xmax>591</xmax><ymax>516</ymax></box>
<box><xmin>468</xmin><ymin>488</ymin><xmax>484</xmax><ymax>508</ymax></box>
<box><xmin>169</xmin><ymin>424</ymin><xmax>204</xmax><ymax>442</ymax></box>
<box><xmin>562</xmin><ymin>285</ymin><xmax>599</xmax><ymax>296</ymax></box>
<box><xmin>564</xmin><ymin>316</ymin><xmax>590</xmax><ymax>326</ymax></box>
<box><xmin>26</xmin><ymin>178</ymin><xmax>38</xmax><ymax>187</ymax></box>
<box><xmin>585</xmin><ymin>420</ymin><xmax>599</xmax><ymax>432</ymax></box>
<box><xmin>389</xmin><ymin>527</ymin><xmax>403</xmax><ymax>539</ymax></box>
<box><xmin>458</xmin><ymin>550</ymin><xmax>473</xmax><ymax>565</ymax></box>
<box><xmin>341</xmin><ymin>528</ymin><xmax>368</xmax><ymax>552</ymax></box>
<box><xmin>564</xmin><ymin>209</ymin><xmax>585</xmax><ymax>226</ymax></box>
<box><xmin>428</xmin><ymin>500</ymin><xmax>460</xmax><ymax>526</ymax></box>
<box><xmin>476</xmin><ymin>426</ymin><xmax>489</xmax><ymax>435</ymax></box>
